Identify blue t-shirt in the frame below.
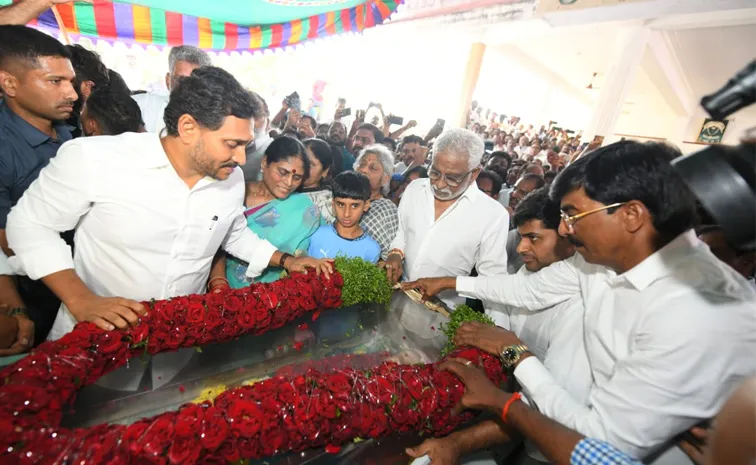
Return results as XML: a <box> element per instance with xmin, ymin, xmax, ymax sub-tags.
<box><xmin>307</xmin><ymin>224</ymin><xmax>381</xmax><ymax>263</ymax></box>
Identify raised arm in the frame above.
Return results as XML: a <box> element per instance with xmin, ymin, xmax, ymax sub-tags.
<box><xmin>0</xmin><ymin>0</ymin><xmax>85</xmax><ymax>26</ymax></box>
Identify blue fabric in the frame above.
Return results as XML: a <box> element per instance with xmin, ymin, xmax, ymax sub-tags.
<box><xmin>307</xmin><ymin>224</ymin><xmax>380</xmax><ymax>263</ymax></box>
<box><xmin>227</xmin><ymin>194</ymin><xmax>321</xmax><ymax>286</ymax></box>
<box><xmin>341</xmin><ymin>147</ymin><xmax>356</xmax><ymax>172</ymax></box>
<box><xmin>571</xmin><ymin>439</ymin><xmax>642</xmax><ymax>465</ymax></box>
<box><xmin>0</xmin><ymin>101</ymin><xmax>72</xmax><ymax>227</ymax></box>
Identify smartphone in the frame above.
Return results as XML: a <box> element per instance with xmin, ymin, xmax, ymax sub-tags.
<box><xmin>566</xmin><ymin>129</ymin><xmax>575</xmax><ymax>135</ymax></box>
<box><xmin>484</xmin><ymin>141</ymin><xmax>494</xmax><ymax>152</ymax></box>
<box><xmin>553</xmin><ymin>126</ymin><xmax>562</xmax><ymax>132</ymax></box>
<box><xmin>387</xmin><ymin>115</ymin><xmax>404</xmax><ymax>125</ymax></box>
<box><xmin>499</xmin><ymin>115</ymin><xmax>506</xmax><ymax>123</ymax></box>
<box><xmin>341</xmin><ymin>108</ymin><xmax>352</xmax><ymax>117</ymax></box>
<box><xmin>436</xmin><ymin>118</ymin><xmax>446</xmax><ymax>128</ymax></box>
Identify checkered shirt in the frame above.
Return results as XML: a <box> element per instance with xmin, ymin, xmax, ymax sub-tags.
<box><xmin>360</xmin><ymin>198</ymin><xmax>399</xmax><ymax>260</ymax></box>
<box><xmin>571</xmin><ymin>439</ymin><xmax>642</xmax><ymax>465</ymax></box>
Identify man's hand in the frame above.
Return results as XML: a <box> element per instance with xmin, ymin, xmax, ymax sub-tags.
<box><xmin>286</xmin><ymin>257</ymin><xmax>333</xmax><ymax>278</ymax></box>
<box><xmin>0</xmin><ymin>313</ymin><xmax>19</xmax><ymax>350</ymax></box>
<box><xmin>440</xmin><ymin>358</ymin><xmax>508</xmax><ymax>413</ymax></box>
<box><xmin>401</xmin><ymin>277</ymin><xmax>455</xmax><ymax>299</ymax></box>
<box><xmin>53</xmin><ymin>0</ymin><xmax>93</xmax><ymax>4</ymax></box>
<box><xmin>678</xmin><ymin>426</ymin><xmax>710</xmax><ymax>465</ymax></box>
<box><xmin>67</xmin><ymin>294</ymin><xmax>146</xmax><ymax>331</ymax></box>
<box><xmin>382</xmin><ymin>253</ymin><xmax>403</xmax><ymax>285</ymax></box>
<box><xmin>0</xmin><ymin>312</ymin><xmax>34</xmax><ymax>356</ymax></box>
<box><xmin>454</xmin><ymin>322</ymin><xmax>523</xmax><ymax>356</ymax></box>
<box><xmin>406</xmin><ymin>436</ymin><xmax>461</xmax><ymax>465</ymax></box>
<box><xmin>408</xmin><ymin>120</ymin><xmax>418</xmax><ymax>128</ymax></box>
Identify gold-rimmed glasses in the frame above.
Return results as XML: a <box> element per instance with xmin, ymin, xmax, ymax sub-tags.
<box><xmin>560</xmin><ymin>202</ymin><xmax>626</xmax><ymax>232</ymax></box>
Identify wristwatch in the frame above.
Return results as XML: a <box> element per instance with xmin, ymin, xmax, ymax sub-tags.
<box><xmin>500</xmin><ymin>344</ymin><xmax>529</xmax><ymax>369</ymax></box>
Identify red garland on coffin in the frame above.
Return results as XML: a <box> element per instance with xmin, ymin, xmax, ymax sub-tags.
<box><xmin>0</xmin><ymin>270</ymin><xmax>506</xmax><ymax>464</ymax></box>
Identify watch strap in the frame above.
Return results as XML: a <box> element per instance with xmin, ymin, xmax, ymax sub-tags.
<box><xmin>9</xmin><ymin>307</ymin><xmax>28</xmax><ymax>318</ymax></box>
<box><xmin>500</xmin><ymin>343</ymin><xmax>529</xmax><ymax>368</ymax></box>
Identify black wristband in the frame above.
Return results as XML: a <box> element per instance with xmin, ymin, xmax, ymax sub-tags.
<box><xmin>279</xmin><ymin>252</ymin><xmax>294</xmax><ymax>269</ymax></box>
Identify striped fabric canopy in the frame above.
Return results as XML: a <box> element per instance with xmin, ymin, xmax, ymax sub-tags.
<box><xmin>8</xmin><ymin>0</ymin><xmax>400</xmax><ymax>51</ymax></box>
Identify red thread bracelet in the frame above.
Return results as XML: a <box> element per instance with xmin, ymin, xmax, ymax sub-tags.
<box><xmin>501</xmin><ymin>392</ymin><xmax>522</xmax><ymax>422</ymax></box>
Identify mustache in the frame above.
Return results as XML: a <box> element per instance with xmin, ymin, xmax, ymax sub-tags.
<box><xmin>432</xmin><ymin>187</ymin><xmax>455</xmax><ymax>200</ymax></box>
<box><xmin>567</xmin><ymin>236</ymin><xmax>585</xmax><ymax>247</ymax></box>
<box><xmin>221</xmin><ymin>162</ymin><xmax>239</xmax><ymax>169</ymax></box>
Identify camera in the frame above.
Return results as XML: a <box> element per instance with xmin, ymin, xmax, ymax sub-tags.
<box><xmin>671</xmin><ymin>60</ymin><xmax>756</xmax><ymax>252</ymax></box>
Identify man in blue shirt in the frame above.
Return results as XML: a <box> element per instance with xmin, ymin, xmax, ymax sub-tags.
<box><xmin>0</xmin><ymin>25</ymin><xmax>77</xmax><ymax>350</ymax></box>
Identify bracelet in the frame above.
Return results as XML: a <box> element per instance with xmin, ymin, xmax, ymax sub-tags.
<box><xmin>9</xmin><ymin>307</ymin><xmax>28</xmax><ymax>318</ymax></box>
<box><xmin>278</xmin><ymin>252</ymin><xmax>294</xmax><ymax>269</ymax></box>
<box><xmin>501</xmin><ymin>392</ymin><xmax>522</xmax><ymax>423</ymax></box>
<box><xmin>387</xmin><ymin>249</ymin><xmax>404</xmax><ymax>260</ymax></box>
<box><xmin>207</xmin><ymin>277</ymin><xmax>229</xmax><ymax>292</ymax></box>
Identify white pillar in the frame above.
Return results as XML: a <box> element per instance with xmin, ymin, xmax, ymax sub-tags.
<box><xmin>583</xmin><ymin>25</ymin><xmax>651</xmax><ymax>144</ymax></box>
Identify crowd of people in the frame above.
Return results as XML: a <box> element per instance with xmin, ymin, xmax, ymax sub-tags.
<box><xmin>0</xmin><ymin>19</ymin><xmax>755</xmax><ymax>465</ymax></box>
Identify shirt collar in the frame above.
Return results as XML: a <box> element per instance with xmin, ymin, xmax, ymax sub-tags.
<box><xmin>1</xmin><ymin>100</ymin><xmax>72</xmax><ymax>148</ymax></box>
<box><xmin>617</xmin><ymin>229</ymin><xmax>698</xmax><ymax>291</ymax></box>
<box><xmin>140</xmin><ymin>133</ymin><xmax>173</xmax><ymax>169</ymax></box>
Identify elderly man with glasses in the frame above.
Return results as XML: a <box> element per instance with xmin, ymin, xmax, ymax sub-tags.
<box><xmin>403</xmin><ymin>140</ymin><xmax>756</xmax><ymax>465</ymax></box>
<box><xmin>384</xmin><ymin>128</ymin><xmax>509</xmax><ymax>309</ymax></box>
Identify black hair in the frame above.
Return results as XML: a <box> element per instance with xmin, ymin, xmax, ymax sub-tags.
<box><xmin>332</xmin><ymin>171</ymin><xmax>371</xmax><ymax>201</ymax></box>
<box><xmin>300</xmin><ymin>114</ymin><xmax>317</xmax><ymax>131</ymax></box>
<box><xmin>85</xmin><ymin>86</ymin><xmax>143</xmax><ymax>135</ymax></box>
<box><xmin>329</xmin><ymin>144</ymin><xmax>345</xmax><ymax>176</ymax></box>
<box><xmin>246</xmin><ymin>91</ymin><xmax>267</xmax><ymax>120</ymax></box>
<box><xmin>477</xmin><ymin>169</ymin><xmax>503</xmax><ymax>195</ymax></box>
<box><xmin>0</xmin><ymin>25</ymin><xmax>71</xmax><ymax>69</ymax></box>
<box><xmin>106</xmin><ymin>69</ymin><xmax>131</xmax><ymax>95</ymax></box>
<box><xmin>264</xmin><ymin>135</ymin><xmax>310</xmax><ymax>182</ymax></box>
<box><xmin>163</xmin><ymin>66</ymin><xmax>255</xmax><ymax>136</ymax></box>
<box><xmin>489</xmin><ymin>151</ymin><xmax>512</xmax><ymax>165</ymax></box>
<box><xmin>513</xmin><ymin>187</ymin><xmax>561</xmax><ymax>230</ymax></box>
<box><xmin>66</xmin><ymin>44</ymin><xmax>109</xmax><ymax>89</ymax></box>
<box><xmin>544</xmin><ymin>171</ymin><xmax>557</xmax><ymax>183</ymax></box>
<box><xmin>520</xmin><ymin>173</ymin><xmax>546</xmax><ymax>189</ymax></box>
<box><xmin>404</xmin><ymin>165</ymin><xmax>428</xmax><ymax>181</ymax></box>
<box><xmin>357</xmin><ymin>123</ymin><xmax>384</xmax><ymax>144</ymax></box>
<box><xmin>303</xmin><ymin>138</ymin><xmax>333</xmax><ymax>178</ymax></box>
<box><xmin>382</xmin><ymin>138</ymin><xmax>397</xmax><ymax>152</ymax></box>
<box><xmin>550</xmin><ymin>140</ymin><xmax>697</xmax><ymax>248</ymax></box>
<box><xmin>401</xmin><ymin>135</ymin><xmax>425</xmax><ymax>147</ymax></box>
<box><xmin>281</xmin><ymin>127</ymin><xmax>301</xmax><ymax>139</ymax></box>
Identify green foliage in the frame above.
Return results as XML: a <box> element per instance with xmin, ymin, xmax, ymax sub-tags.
<box><xmin>440</xmin><ymin>304</ymin><xmax>495</xmax><ymax>356</ymax></box>
<box><xmin>334</xmin><ymin>256</ymin><xmax>392</xmax><ymax>308</ymax></box>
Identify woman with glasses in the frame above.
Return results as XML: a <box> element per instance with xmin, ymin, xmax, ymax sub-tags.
<box><xmin>353</xmin><ymin>144</ymin><xmax>399</xmax><ymax>260</ymax></box>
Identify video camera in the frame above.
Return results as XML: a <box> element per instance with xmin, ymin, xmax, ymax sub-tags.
<box><xmin>671</xmin><ymin>60</ymin><xmax>756</xmax><ymax>252</ymax></box>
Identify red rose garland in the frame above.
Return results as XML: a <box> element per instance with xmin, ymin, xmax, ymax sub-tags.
<box><xmin>0</xmin><ymin>262</ymin><xmax>507</xmax><ymax>464</ymax></box>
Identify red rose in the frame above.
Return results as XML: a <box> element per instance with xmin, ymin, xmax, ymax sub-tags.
<box><xmin>200</xmin><ymin>407</ymin><xmax>229</xmax><ymax>451</ymax></box>
<box><xmin>142</xmin><ymin>416</ymin><xmax>174</xmax><ymax>456</ymax></box>
<box><xmin>223</xmin><ymin>294</ymin><xmax>244</xmax><ymax>314</ymax></box>
<box><xmin>325</xmin><ymin>373</ymin><xmax>351</xmax><ymax>397</ymax></box>
<box><xmin>218</xmin><ymin>436</ymin><xmax>241</xmax><ymax>462</ymax></box>
<box><xmin>227</xmin><ymin>400</ymin><xmax>264</xmax><ymax>437</ymax></box>
<box><xmin>313</xmin><ymin>391</ymin><xmax>339</xmax><ymax>419</ymax></box>
<box><xmin>168</xmin><ymin>434</ymin><xmax>201</xmax><ymax>464</ymax></box>
<box><xmin>128</xmin><ymin>322</ymin><xmax>150</xmax><ymax>347</ymax></box>
<box><xmin>185</xmin><ymin>301</ymin><xmax>205</xmax><ymax>325</ymax></box>
<box><xmin>94</xmin><ymin>332</ymin><xmax>126</xmax><ymax>355</ymax></box>
<box><xmin>124</xmin><ymin>421</ymin><xmax>150</xmax><ymax>454</ymax></box>
<box><xmin>238</xmin><ymin>309</ymin><xmax>258</xmax><ymax>330</ymax></box>
<box><xmin>237</xmin><ymin>437</ymin><xmax>260</xmax><ymax>460</ymax></box>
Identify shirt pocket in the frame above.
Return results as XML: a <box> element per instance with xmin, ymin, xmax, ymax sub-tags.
<box><xmin>179</xmin><ymin>213</ymin><xmax>235</xmax><ymax>259</ymax></box>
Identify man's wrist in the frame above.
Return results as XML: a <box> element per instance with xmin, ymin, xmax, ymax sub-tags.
<box><xmin>513</xmin><ymin>351</ymin><xmax>534</xmax><ymax>370</ymax></box>
<box><xmin>443</xmin><ymin>276</ymin><xmax>457</xmax><ymax>291</ymax></box>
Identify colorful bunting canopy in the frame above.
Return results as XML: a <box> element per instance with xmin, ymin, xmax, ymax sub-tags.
<box><xmin>4</xmin><ymin>0</ymin><xmax>400</xmax><ymax>51</ymax></box>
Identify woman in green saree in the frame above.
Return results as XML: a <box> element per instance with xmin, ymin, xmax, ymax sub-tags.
<box><xmin>213</xmin><ymin>136</ymin><xmax>322</xmax><ymax>287</ymax></box>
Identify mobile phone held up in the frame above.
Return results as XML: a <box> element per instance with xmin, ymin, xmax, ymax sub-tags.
<box><xmin>284</xmin><ymin>92</ymin><xmax>301</xmax><ymax>111</ymax></box>
<box><xmin>387</xmin><ymin>115</ymin><xmax>404</xmax><ymax>125</ymax></box>
<box><xmin>340</xmin><ymin>108</ymin><xmax>352</xmax><ymax>117</ymax></box>
<box><xmin>436</xmin><ymin>118</ymin><xmax>446</xmax><ymax>128</ymax></box>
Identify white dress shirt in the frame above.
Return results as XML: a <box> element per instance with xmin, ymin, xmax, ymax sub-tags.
<box><xmin>132</xmin><ymin>91</ymin><xmax>169</xmax><ymax>134</ymax></box>
<box><xmin>458</xmin><ymin>231</ymin><xmax>756</xmax><ymax>461</ymax></box>
<box><xmin>0</xmin><ymin>249</ymin><xmax>11</xmax><ymax>276</ymax></box>
<box><xmin>7</xmin><ymin>133</ymin><xmax>277</xmax><ymax>387</ymax></box>
<box><xmin>390</xmin><ymin>178</ymin><xmax>509</xmax><ymax>307</ymax></box>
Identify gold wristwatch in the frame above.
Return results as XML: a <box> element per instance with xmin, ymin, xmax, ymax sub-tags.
<box><xmin>500</xmin><ymin>344</ymin><xmax>529</xmax><ymax>369</ymax></box>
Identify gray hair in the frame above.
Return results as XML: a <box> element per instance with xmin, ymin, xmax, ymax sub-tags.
<box><xmin>353</xmin><ymin>144</ymin><xmax>395</xmax><ymax>195</ymax></box>
<box><xmin>432</xmin><ymin>128</ymin><xmax>485</xmax><ymax>170</ymax></box>
<box><xmin>168</xmin><ymin>46</ymin><xmax>212</xmax><ymax>74</ymax></box>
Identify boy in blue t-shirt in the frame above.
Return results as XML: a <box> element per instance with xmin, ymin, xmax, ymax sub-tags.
<box><xmin>307</xmin><ymin>172</ymin><xmax>381</xmax><ymax>263</ymax></box>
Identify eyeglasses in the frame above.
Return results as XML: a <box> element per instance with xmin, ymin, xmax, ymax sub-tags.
<box><xmin>428</xmin><ymin>167</ymin><xmax>475</xmax><ymax>188</ymax></box>
<box><xmin>560</xmin><ymin>202</ymin><xmax>626</xmax><ymax>232</ymax></box>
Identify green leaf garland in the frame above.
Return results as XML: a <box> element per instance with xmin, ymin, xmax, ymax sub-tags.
<box><xmin>440</xmin><ymin>305</ymin><xmax>495</xmax><ymax>356</ymax></box>
<box><xmin>333</xmin><ymin>256</ymin><xmax>392</xmax><ymax>308</ymax></box>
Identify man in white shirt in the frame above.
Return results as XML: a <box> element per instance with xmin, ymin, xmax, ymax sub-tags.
<box><xmin>407</xmin><ymin>187</ymin><xmax>590</xmax><ymax>465</ymax></box>
<box><xmin>384</xmin><ymin>128</ymin><xmax>509</xmax><ymax>308</ymax></box>
<box><xmin>405</xmin><ymin>141</ymin><xmax>756</xmax><ymax>463</ymax></box>
<box><xmin>132</xmin><ymin>45</ymin><xmax>211</xmax><ymax>134</ymax></box>
<box><xmin>393</xmin><ymin>135</ymin><xmax>427</xmax><ymax>174</ymax></box>
<box><xmin>6</xmin><ymin>67</ymin><xmax>330</xmax><ymax>386</ymax></box>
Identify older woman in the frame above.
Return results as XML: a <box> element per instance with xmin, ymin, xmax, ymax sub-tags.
<box><xmin>213</xmin><ymin>136</ymin><xmax>322</xmax><ymax>286</ymax></box>
<box><xmin>354</xmin><ymin>144</ymin><xmax>399</xmax><ymax>260</ymax></box>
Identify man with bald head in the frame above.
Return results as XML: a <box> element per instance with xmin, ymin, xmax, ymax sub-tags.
<box><xmin>0</xmin><ymin>25</ymin><xmax>77</xmax><ymax>349</ymax></box>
